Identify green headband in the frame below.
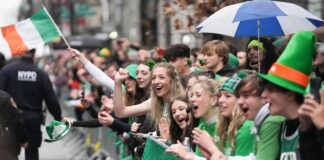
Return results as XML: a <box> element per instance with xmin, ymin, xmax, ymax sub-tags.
<box><xmin>248</xmin><ymin>40</ymin><xmax>266</xmax><ymax>52</ymax></box>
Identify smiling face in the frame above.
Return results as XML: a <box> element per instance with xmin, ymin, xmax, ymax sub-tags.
<box><xmin>136</xmin><ymin>64</ymin><xmax>151</xmax><ymax>89</ymax></box>
<box><xmin>247</xmin><ymin>45</ymin><xmax>265</xmax><ymax>69</ymax></box>
<box><xmin>151</xmin><ymin>67</ymin><xmax>172</xmax><ymax>98</ymax></box>
<box><xmin>237</xmin><ymin>85</ymin><xmax>263</xmax><ymax>120</ymax></box>
<box><xmin>218</xmin><ymin>90</ymin><xmax>237</xmax><ymax>118</ymax></box>
<box><xmin>171</xmin><ymin>100</ymin><xmax>190</xmax><ymax>129</ymax></box>
<box><xmin>266</xmin><ymin>88</ymin><xmax>288</xmax><ymax>115</ymax></box>
<box><xmin>190</xmin><ymin>84</ymin><xmax>215</xmax><ymax>118</ymax></box>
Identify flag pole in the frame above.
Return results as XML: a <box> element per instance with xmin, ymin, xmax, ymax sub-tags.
<box><xmin>41</xmin><ymin>4</ymin><xmax>71</xmax><ymax>48</ymax></box>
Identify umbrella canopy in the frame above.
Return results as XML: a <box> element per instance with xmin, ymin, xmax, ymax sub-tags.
<box><xmin>197</xmin><ymin>0</ymin><xmax>323</xmax><ymax>37</ymax></box>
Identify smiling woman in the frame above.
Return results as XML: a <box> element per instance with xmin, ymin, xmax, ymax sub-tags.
<box><xmin>169</xmin><ymin>96</ymin><xmax>197</xmax><ymax>144</ymax></box>
<box><xmin>113</xmin><ymin>62</ymin><xmax>184</xmax><ymax>129</ymax></box>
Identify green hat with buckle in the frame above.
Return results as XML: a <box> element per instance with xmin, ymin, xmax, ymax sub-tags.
<box><xmin>258</xmin><ymin>31</ymin><xmax>316</xmax><ymax>95</ymax></box>
<box><xmin>44</xmin><ymin>120</ymin><xmax>71</xmax><ymax>142</ymax></box>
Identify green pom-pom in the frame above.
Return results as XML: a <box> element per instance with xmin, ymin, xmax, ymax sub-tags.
<box><xmin>236</xmin><ymin>71</ymin><xmax>248</xmax><ymax>79</ymax></box>
<box><xmin>147</xmin><ymin>60</ymin><xmax>156</xmax><ymax>70</ymax></box>
<box><xmin>198</xmin><ymin>59</ymin><xmax>205</xmax><ymax>65</ymax></box>
<box><xmin>187</xmin><ymin>58</ymin><xmax>192</xmax><ymax>66</ymax></box>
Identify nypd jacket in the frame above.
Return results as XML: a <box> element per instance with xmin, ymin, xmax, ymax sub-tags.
<box><xmin>0</xmin><ymin>57</ymin><xmax>62</xmax><ymax>121</ymax></box>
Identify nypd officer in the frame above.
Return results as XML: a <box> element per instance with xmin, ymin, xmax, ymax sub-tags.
<box><xmin>0</xmin><ymin>49</ymin><xmax>62</xmax><ymax>160</ymax></box>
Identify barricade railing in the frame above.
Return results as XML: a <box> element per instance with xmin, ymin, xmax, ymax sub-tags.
<box><xmin>61</xmin><ymin>104</ymin><xmax>119</xmax><ymax>160</ymax></box>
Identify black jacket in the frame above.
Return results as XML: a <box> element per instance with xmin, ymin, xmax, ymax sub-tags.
<box><xmin>0</xmin><ymin>90</ymin><xmax>27</xmax><ymax>156</ymax></box>
<box><xmin>216</xmin><ymin>64</ymin><xmax>239</xmax><ymax>77</ymax></box>
<box><xmin>0</xmin><ymin>57</ymin><xmax>62</xmax><ymax>121</ymax></box>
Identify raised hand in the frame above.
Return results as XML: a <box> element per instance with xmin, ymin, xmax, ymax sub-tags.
<box><xmin>98</xmin><ymin>110</ymin><xmax>114</xmax><ymax>126</ymax></box>
<box><xmin>67</xmin><ymin>48</ymin><xmax>88</xmax><ymax>64</ymax></box>
<box><xmin>80</xmin><ymin>98</ymin><xmax>92</xmax><ymax>109</ymax></box>
<box><xmin>114</xmin><ymin>68</ymin><xmax>130</xmax><ymax>84</ymax></box>
<box><xmin>131</xmin><ymin>122</ymin><xmax>141</xmax><ymax>132</ymax></box>
<box><xmin>158</xmin><ymin>118</ymin><xmax>170</xmax><ymax>139</ymax></box>
<box><xmin>62</xmin><ymin>117</ymin><xmax>76</xmax><ymax>125</ymax></box>
<box><xmin>192</xmin><ymin>128</ymin><xmax>219</xmax><ymax>155</ymax></box>
<box><xmin>299</xmin><ymin>91</ymin><xmax>324</xmax><ymax>129</ymax></box>
<box><xmin>165</xmin><ymin>141</ymin><xmax>195</xmax><ymax>160</ymax></box>
<box><xmin>101</xmin><ymin>95</ymin><xmax>113</xmax><ymax>112</ymax></box>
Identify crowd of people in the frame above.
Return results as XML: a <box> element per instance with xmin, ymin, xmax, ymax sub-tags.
<box><xmin>0</xmin><ymin>31</ymin><xmax>324</xmax><ymax>160</ymax></box>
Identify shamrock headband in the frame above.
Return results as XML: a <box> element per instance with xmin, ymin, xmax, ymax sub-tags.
<box><xmin>248</xmin><ymin>40</ymin><xmax>266</xmax><ymax>53</ymax></box>
<box><xmin>146</xmin><ymin>60</ymin><xmax>156</xmax><ymax>70</ymax></box>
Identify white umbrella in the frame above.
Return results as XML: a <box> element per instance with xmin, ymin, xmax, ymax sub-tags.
<box><xmin>197</xmin><ymin>0</ymin><xmax>323</xmax><ymax>37</ymax></box>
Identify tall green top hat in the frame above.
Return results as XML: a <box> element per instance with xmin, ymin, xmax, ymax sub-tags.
<box><xmin>45</xmin><ymin>120</ymin><xmax>71</xmax><ymax>142</ymax></box>
<box><xmin>258</xmin><ymin>31</ymin><xmax>316</xmax><ymax>95</ymax></box>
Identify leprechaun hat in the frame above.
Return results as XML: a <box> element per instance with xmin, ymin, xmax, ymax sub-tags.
<box><xmin>258</xmin><ymin>31</ymin><xmax>316</xmax><ymax>95</ymax></box>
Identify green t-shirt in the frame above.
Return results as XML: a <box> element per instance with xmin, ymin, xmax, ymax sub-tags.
<box><xmin>254</xmin><ymin>116</ymin><xmax>285</xmax><ymax>160</ymax></box>
<box><xmin>194</xmin><ymin>118</ymin><xmax>218</xmax><ymax>156</ymax></box>
<box><xmin>224</xmin><ymin>120</ymin><xmax>254</xmax><ymax>156</ymax></box>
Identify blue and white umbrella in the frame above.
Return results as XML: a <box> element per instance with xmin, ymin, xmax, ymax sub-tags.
<box><xmin>197</xmin><ymin>0</ymin><xmax>323</xmax><ymax>37</ymax></box>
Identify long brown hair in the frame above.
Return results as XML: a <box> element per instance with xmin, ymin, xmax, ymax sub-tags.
<box><xmin>169</xmin><ymin>96</ymin><xmax>198</xmax><ymax>144</ymax></box>
<box><xmin>124</xmin><ymin>78</ymin><xmax>147</xmax><ymax>106</ymax></box>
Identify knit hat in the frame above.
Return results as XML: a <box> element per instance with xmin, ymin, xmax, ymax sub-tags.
<box><xmin>45</xmin><ymin>120</ymin><xmax>71</xmax><ymax>142</ymax></box>
<box><xmin>220</xmin><ymin>71</ymin><xmax>248</xmax><ymax>94</ymax></box>
<box><xmin>248</xmin><ymin>40</ymin><xmax>266</xmax><ymax>52</ymax></box>
<box><xmin>98</xmin><ymin>47</ymin><xmax>111</xmax><ymax>57</ymax></box>
<box><xmin>228</xmin><ymin>53</ymin><xmax>239</xmax><ymax>67</ymax></box>
<box><xmin>125</xmin><ymin>64</ymin><xmax>138</xmax><ymax>80</ymax></box>
<box><xmin>258</xmin><ymin>31</ymin><xmax>316</xmax><ymax>95</ymax></box>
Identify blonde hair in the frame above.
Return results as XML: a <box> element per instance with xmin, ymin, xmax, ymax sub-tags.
<box><xmin>149</xmin><ymin>63</ymin><xmax>184</xmax><ymax>127</ymax></box>
<box><xmin>217</xmin><ymin>101</ymin><xmax>245</xmax><ymax>153</ymax></box>
<box><xmin>193</xmin><ymin>79</ymin><xmax>221</xmax><ymax>98</ymax></box>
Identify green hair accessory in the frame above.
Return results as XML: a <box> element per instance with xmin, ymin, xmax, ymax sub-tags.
<box><xmin>187</xmin><ymin>58</ymin><xmax>192</xmax><ymax>66</ymax></box>
<box><xmin>147</xmin><ymin>60</ymin><xmax>156</xmax><ymax>70</ymax></box>
<box><xmin>198</xmin><ymin>59</ymin><xmax>205</xmax><ymax>65</ymax></box>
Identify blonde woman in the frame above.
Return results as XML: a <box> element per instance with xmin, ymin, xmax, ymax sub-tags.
<box><xmin>166</xmin><ymin>79</ymin><xmax>220</xmax><ymax>159</ymax></box>
<box><xmin>216</xmin><ymin>75</ymin><xmax>254</xmax><ymax>156</ymax></box>
<box><xmin>113</xmin><ymin>63</ymin><xmax>184</xmax><ymax>129</ymax></box>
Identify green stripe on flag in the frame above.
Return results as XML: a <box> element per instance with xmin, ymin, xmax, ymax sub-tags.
<box><xmin>30</xmin><ymin>8</ymin><xmax>60</xmax><ymax>43</ymax></box>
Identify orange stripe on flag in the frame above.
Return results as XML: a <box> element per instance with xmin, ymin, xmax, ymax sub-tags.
<box><xmin>1</xmin><ymin>25</ymin><xmax>28</xmax><ymax>56</ymax></box>
<box><xmin>268</xmin><ymin>63</ymin><xmax>309</xmax><ymax>87</ymax></box>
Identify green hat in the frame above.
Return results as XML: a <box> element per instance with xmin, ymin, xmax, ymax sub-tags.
<box><xmin>45</xmin><ymin>120</ymin><xmax>71</xmax><ymax>142</ymax></box>
<box><xmin>258</xmin><ymin>31</ymin><xmax>316</xmax><ymax>95</ymax></box>
<box><xmin>220</xmin><ymin>71</ymin><xmax>247</xmax><ymax>94</ymax></box>
<box><xmin>126</xmin><ymin>64</ymin><xmax>138</xmax><ymax>79</ymax></box>
<box><xmin>228</xmin><ymin>53</ymin><xmax>239</xmax><ymax>67</ymax></box>
<box><xmin>98</xmin><ymin>47</ymin><xmax>111</xmax><ymax>57</ymax></box>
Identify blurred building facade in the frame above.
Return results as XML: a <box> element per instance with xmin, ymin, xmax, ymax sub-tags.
<box><xmin>2</xmin><ymin>0</ymin><xmax>324</xmax><ymax>52</ymax></box>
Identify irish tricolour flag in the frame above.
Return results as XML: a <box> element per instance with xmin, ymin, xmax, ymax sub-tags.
<box><xmin>0</xmin><ymin>7</ymin><xmax>60</xmax><ymax>56</ymax></box>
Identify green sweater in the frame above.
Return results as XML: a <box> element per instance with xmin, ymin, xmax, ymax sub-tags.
<box><xmin>224</xmin><ymin>120</ymin><xmax>255</xmax><ymax>156</ymax></box>
<box><xmin>194</xmin><ymin>118</ymin><xmax>218</xmax><ymax>156</ymax></box>
<box><xmin>254</xmin><ymin>116</ymin><xmax>285</xmax><ymax>160</ymax></box>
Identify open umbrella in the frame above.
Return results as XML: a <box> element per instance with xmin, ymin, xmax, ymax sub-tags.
<box><xmin>197</xmin><ymin>0</ymin><xmax>323</xmax><ymax>72</ymax></box>
<box><xmin>197</xmin><ymin>0</ymin><xmax>323</xmax><ymax>37</ymax></box>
